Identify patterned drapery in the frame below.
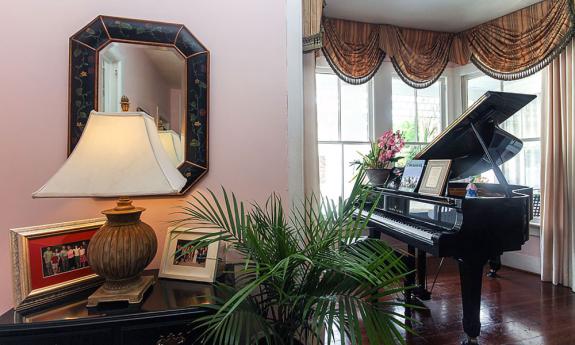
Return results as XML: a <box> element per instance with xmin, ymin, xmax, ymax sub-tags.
<box><xmin>315</xmin><ymin>0</ymin><xmax>575</xmax><ymax>87</ymax></box>
<box><xmin>322</xmin><ymin>18</ymin><xmax>386</xmax><ymax>85</ymax></box>
<box><xmin>461</xmin><ymin>0</ymin><xmax>574</xmax><ymax>80</ymax></box>
<box><xmin>303</xmin><ymin>0</ymin><xmax>324</xmax><ymax>52</ymax></box>
<box><xmin>380</xmin><ymin>25</ymin><xmax>453</xmax><ymax>88</ymax></box>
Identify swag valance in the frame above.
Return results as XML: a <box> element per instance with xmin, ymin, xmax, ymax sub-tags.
<box><xmin>306</xmin><ymin>0</ymin><xmax>575</xmax><ymax>87</ymax></box>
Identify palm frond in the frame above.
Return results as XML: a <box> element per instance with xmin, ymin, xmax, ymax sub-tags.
<box><xmin>173</xmin><ymin>168</ymin><xmax>411</xmax><ymax>345</ymax></box>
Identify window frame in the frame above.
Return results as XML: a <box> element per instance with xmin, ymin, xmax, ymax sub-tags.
<box><xmin>315</xmin><ymin>66</ymin><xmax>375</xmax><ymax>199</ymax></box>
<box><xmin>461</xmin><ymin>72</ymin><xmax>543</xmax><ymax>229</ymax></box>
<box><xmin>390</xmin><ymin>74</ymin><xmax>448</xmax><ymax>151</ymax></box>
<box><xmin>461</xmin><ymin>72</ymin><xmax>542</xmax><ymax>185</ymax></box>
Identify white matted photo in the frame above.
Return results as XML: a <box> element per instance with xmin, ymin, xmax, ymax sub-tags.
<box><xmin>159</xmin><ymin>227</ymin><xmax>220</xmax><ymax>283</ymax></box>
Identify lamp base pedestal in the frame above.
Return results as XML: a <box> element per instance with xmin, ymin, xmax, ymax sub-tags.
<box><xmin>86</xmin><ymin>198</ymin><xmax>158</xmax><ymax>308</ymax></box>
<box><xmin>86</xmin><ymin>275</ymin><xmax>155</xmax><ymax>307</ymax></box>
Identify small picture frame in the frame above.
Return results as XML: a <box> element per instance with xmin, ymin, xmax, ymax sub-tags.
<box><xmin>385</xmin><ymin>167</ymin><xmax>404</xmax><ymax>190</ymax></box>
<box><xmin>10</xmin><ymin>218</ymin><xmax>106</xmax><ymax>311</ymax></box>
<box><xmin>418</xmin><ymin>159</ymin><xmax>452</xmax><ymax>196</ymax></box>
<box><xmin>399</xmin><ymin>160</ymin><xmax>426</xmax><ymax>192</ymax></box>
<box><xmin>159</xmin><ymin>227</ymin><xmax>220</xmax><ymax>283</ymax></box>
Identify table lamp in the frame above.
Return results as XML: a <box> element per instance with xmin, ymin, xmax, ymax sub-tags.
<box><xmin>33</xmin><ymin>111</ymin><xmax>187</xmax><ymax>307</ymax></box>
<box><xmin>158</xmin><ymin>130</ymin><xmax>184</xmax><ymax>167</ymax></box>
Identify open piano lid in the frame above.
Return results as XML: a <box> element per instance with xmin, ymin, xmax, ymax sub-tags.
<box><xmin>415</xmin><ymin>91</ymin><xmax>536</xmax><ymax>181</ymax></box>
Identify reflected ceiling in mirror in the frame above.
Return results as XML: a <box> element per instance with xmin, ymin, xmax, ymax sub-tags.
<box><xmin>98</xmin><ymin>43</ymin><xmax>186</xmax><ymax>166</ymax></box>
<box><xmin>68</xmin><ymin>16</ymin><xmax>210</xmax><ymax>194</ymax></box>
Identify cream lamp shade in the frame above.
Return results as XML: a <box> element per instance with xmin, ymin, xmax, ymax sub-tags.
<box><xmin>158</xmin><ymin>130</ymin><xmax>184</xmax><ymax>167</ymax></box>
<box><xmin>33</xmin><ymin>111</ymin><xmax>187</xmax><ymax>197</ymax></box>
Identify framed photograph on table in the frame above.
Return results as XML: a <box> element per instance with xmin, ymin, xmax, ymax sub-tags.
<box><xmin>159</xmin><ymin>227</ymin><xmax>220</xmax><ymax>283</ymax></box>
<box><xmin>10</xmin><ymin>218</ymin><xmax>105</xmax><ymax>311</ymax></box>
<box><xmin>418</xmin><ymin>159</ymin><xmax>452</xmax><ymax>196</ymax></box>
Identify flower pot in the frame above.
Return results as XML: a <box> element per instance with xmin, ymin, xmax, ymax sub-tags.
<box><xmin>366</xmin><ymin>168</ymin><xmax>392</xmax><ymax>186</ymax></box>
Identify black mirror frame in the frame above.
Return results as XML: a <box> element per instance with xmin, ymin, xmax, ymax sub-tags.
<box><xmin>68</xmin><ymin>15</ymin><xmax>209</xmax><ymax>194</ymax></box>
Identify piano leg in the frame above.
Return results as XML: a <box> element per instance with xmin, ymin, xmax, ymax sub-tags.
<box><xmin>487</xmin><ymin>255</ymin><xmax>501</xmax><ymax>278</ymax></box>
<box><xmin>404</xmin><ymin>245</ymin><xmax>416</xmax><ymax>317</ymax></box>
<box><xmin>458</xmin><ymin>256</ymin><xmax>487</xmax><ymax>344</ymax></box>
<box><xmin>415</xmin><ymin>249</ymin><xmax>431</xmax><ymax>300</ymax></box>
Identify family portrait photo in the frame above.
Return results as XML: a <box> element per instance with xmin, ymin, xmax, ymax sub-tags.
<box><xmin>172</xmin><ymin>240</ymin><xmax>208</xmax><ymax>268</ymax></box>
<box><xmin>40</xmin><ymin>240</ymin><xmax>90</xmax><ymax>278</ymax></box>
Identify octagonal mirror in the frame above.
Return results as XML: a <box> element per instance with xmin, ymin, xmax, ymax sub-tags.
<box><xmin>68</xmin><ymin>16</ymin><xmax>209</xmax><ymax>194</ymax></box>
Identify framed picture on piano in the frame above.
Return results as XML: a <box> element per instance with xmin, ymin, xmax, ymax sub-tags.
<box><xmin>398</xmin><ymin>160</ymin><xmax>425</xmax><ymax>192</ymax></box>
<box><xmin>418</xmin><ymin>159</ymin><xmax>451</xmax><ymax>196</ymax></box>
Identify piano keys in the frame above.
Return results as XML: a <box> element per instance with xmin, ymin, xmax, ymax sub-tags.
<box><xmin>357</xmin><ymin>91</ymin><xmax>535</xmax><ymax>344</ymax></box>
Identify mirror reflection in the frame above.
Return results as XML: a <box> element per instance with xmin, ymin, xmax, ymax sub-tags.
<box><xmin>98</xmin><ymin>42</ymin><xmax>186</xmax><ymax>167</ymax></box>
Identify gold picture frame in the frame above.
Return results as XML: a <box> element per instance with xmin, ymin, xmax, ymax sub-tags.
<box><xmin>418</xmin><ymin>159</ymin><xmax>452</xmax><ymax>196</ymax></box>
<box><xmin>10</xmin><ymin>218</ymin><xmax>105</xmax><ymax>311</ymax></box>
<box><xmin>159</xmin><ymin>227</ymin><xmax>220</xmax><ymax>283</ymax></box>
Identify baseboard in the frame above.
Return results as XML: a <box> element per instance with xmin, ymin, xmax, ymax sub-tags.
<box><xmin>501</xmin><ymin>251</ymin><xmax>541</xmax><ymax>275</ymax></box>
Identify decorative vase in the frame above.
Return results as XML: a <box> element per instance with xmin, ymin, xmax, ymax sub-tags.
<box><xmin>366</xmin><ymin>168</ymin><xmax>392</xmax><ymax>186</ymax></box>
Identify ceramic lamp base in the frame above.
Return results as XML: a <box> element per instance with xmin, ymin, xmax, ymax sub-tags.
<box><xmin>86</xmin><ymin>198</ymin><xmax>157</xmax><ymax>308</ymax></box>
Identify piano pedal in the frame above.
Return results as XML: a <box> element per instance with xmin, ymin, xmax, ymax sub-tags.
<box><xmin>397</xmin><ymin>295</ymin><xmax>431</xmax><ymax>312</ymax></box>
<box><xmin>461</xmin><ymin>336</ymin><xmax>479</xmax><ymax>345</ymax></box>
<box><xmin>415</xmin><ymin>288</ymin><xmax>431</xmax><ymax>301</ymax></box>
<box><xmin>486</xmin><ymin>269</ymin><xmax>498</xmax><ymax>278</ymax></box>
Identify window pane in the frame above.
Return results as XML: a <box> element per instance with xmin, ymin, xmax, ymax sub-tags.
<box><xmin>318</xmin><ymin>143</ymin><xmax>342</xmax><ymax>202</ymax></box>
<box><xmin>396</xmin><ymin>144</ymin><xmax>423</xmax><ymax>167</ymax></box>
<box><xmin>502</xmin><ymin>73</ymin><xmax>542</xmax><ymax>139</ymax></box>
<box><xmin>316</xmin><ymin>73</ymin><xmax>339</xmax><ymax>141</ymax></box>
<box><xmin>341</xmin><ymin>82</ymin><xmax>369</xmax><ymax>141</ymax></box>
<box><xmin>343</xmin><ymin>144</ymin><xmax>370</xmax><ymax>196</ymax></box>
<box><xmin>467</xmin><ymin>75</ymin><xmax>500</xmax><ymax>107</ymax></box>
<box><xmin>416</xmin><ymin>82</ymin><xmax>442</xmax><ymax>143</ymax></box>
<box><xmin>392</xmin><ymin>78</ymin><xmax>416</xmax><ymax>142</ymax></box>
<box><xmin>523</xmin><ymin>141</ymin><xmax>540</xmax><ymax>189</ymax></box>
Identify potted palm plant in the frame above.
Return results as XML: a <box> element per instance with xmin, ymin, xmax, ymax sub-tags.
<box><xmin>353</xmin><ymin>130</ymin><xmax>405</xmax><ymax>186</ymax></box>
<box><xmin>171</xmin><ymin>170</ymin><xmax>411</xmax><ymax>345</ymax></box>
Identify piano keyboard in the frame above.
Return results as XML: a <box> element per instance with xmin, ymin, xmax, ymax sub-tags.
<box><xmin>370</xmin><ymin>213</ymin><xmax>436</xmax><ymax>244</ymax></box>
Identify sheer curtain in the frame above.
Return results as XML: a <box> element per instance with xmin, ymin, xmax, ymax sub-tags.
<box><xmin>303</xmin><ymin>52</ymin><xmax>320</xmax><ymax>197</ymax></box>
<box><xmin>541</xmin><ymin>39</ymin><xmax>575</xmax><ymax>291</ymax></box>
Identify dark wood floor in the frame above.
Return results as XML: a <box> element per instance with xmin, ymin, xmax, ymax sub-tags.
<box><xmin>394</xmin><ymin>258</ymin><xmax>575</xmax><ymax>345</ymax></box>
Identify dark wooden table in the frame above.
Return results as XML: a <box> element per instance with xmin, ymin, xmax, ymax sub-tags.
<box><xmin>0</xmin><ymin>270</ymin><xmax>216</xmax><ymax>345</ymax></box>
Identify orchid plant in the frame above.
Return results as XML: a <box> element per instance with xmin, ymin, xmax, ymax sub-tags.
<box><xmin>353</xmin><ymin>130</ymin><xmax>405</xmax><ymax>170</ymax></box>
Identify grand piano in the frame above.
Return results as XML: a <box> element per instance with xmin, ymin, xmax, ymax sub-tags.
<box><xmin>359</xmin><ymin>91</ymin><xmax>535</xmax><ymax>344</ymax></box>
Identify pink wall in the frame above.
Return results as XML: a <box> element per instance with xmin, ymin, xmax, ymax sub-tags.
<box><xmin>0</xmin><ymin>0</ymin><xmax>288</xmax><ymax>312</ymax></box>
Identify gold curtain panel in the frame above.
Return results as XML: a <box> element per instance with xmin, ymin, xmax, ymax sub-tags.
<box><xmin>381</xmin><ymin>25</ymin><xmax>454</xmax><ymax>88</ymax></box>
<box><xmin>322</xmin><ymin>18</ymin><xmax>386</xmax><ymax>84</ymax></box>
<box><xmin>316</xmin><ymin>0</ymin><xmax>575</xmax><ymax>87</ymax></box>
<box><xmin>303</xmin><ymin>0</ymin><xmax>324</xmax><ymax>52</ymax></box>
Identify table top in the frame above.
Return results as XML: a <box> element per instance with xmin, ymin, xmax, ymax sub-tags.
<box><xmin>0</xmin><ymin>270</ymin><xmax>218</xmax><ymax>331</ymax></box>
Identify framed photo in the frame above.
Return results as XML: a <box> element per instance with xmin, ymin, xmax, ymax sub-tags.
<box><xmin>10</xmin><ymin>218</ymin><xmax>105</xmax><ymax>311</ymax></box>
<box><xmin>399</xmin><ymin>160</ymin><xmax>426</xmax><ymax>192</ymax></box>
<box><xmin>385</xmin><ymin>167</ymin><xmax>404</xmax><ymax>190</ymax></box>
<box><xmin>159</xmin><ymin>227</ymin><xmax>220</xmax><ymax>283</ymax></box>
<box><xmin>418</xmin><ymin>159</ymin><xmax>452</xmax><ymax>196</ymax></box>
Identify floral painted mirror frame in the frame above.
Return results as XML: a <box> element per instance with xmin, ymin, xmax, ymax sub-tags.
<box><xmin>68</xmin><ymin>16</ymin><xmax>209</xmax><ymax>194</ymax></box>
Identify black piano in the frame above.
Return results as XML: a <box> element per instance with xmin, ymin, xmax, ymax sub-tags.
<box><xmin>359</xmin><ymin>91</ymin><xmax>535</xmax><ymax>344</ymax></box>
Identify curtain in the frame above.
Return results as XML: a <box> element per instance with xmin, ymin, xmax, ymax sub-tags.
<box><xmin>380</xmin><ymin>25</ymin><xmax>453</xmax><ymax>88</ymax></box>
<box><xmin>303</xmin><ymin>53</ymin><xmax>320</xmax><ymax>196</ymax></box>
<box><xmin>541</xmin><ymin>39</ymin><xmax>575</xmax><ymax>291</ymax></box>
<box><xmin>322</xmin><ymin>18</ymin><xmax>385</xmax><ymax>85</ymax></box>
<box><xmin>317</xmin><ymin>0</ymin><xmax>575</xmax><ymax>88</ymax></box>
<box><xmin>462</xmin><ymin>0</ymin><xmax>574</xmax><ymax>80</ymax></box>
<box><xmin>303</xmin><ymin>0</ymin><xmax>323</xmax><ymax>52</ymax></box>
